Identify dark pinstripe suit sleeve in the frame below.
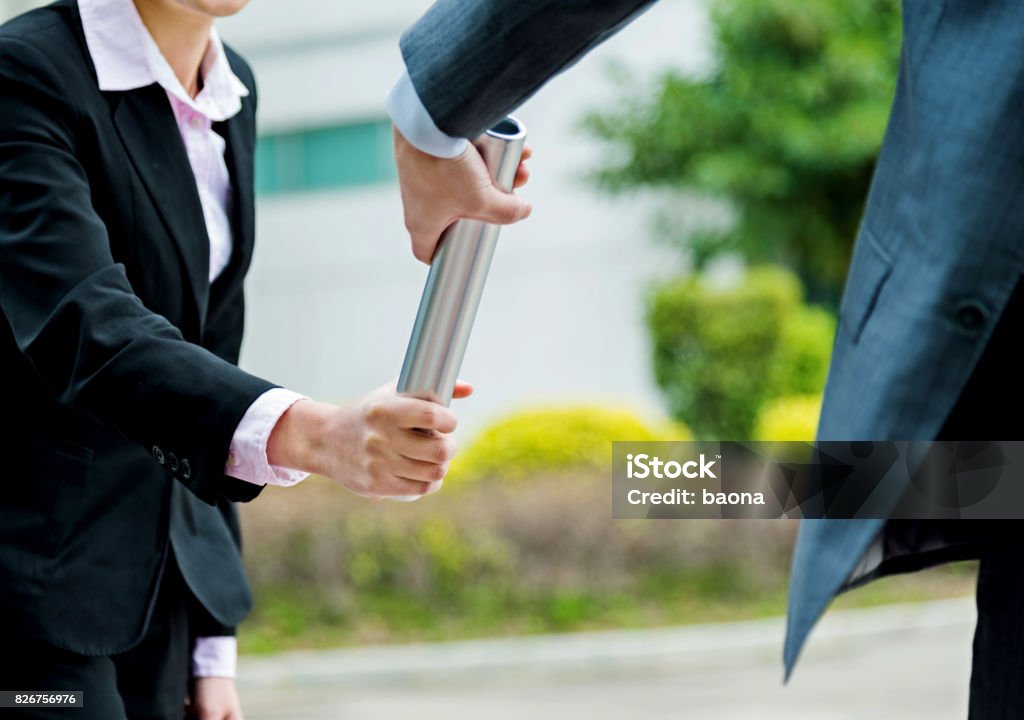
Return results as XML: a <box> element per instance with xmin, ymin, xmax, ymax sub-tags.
<box><xmin>400</xmin><ymin>0</ymin><xmax>657</xmax><ymax>139</ymax></box>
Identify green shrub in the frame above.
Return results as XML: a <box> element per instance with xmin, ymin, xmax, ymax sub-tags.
<box><xmin>753</xmin><ymin>394</ymin><xmax>823</xmax><ymax>441</ymax></box>
<box><xmin>770</xmin><ymin>305</ymin><xmax>836</xmax><ymax>397</ymax></box>
<box><xmin>647</xmin><ymin>265</ymin><xmax>833</xmax><ymax>439</ymax></box>
<box><xmin>446</xmin><ymin>405</ymin><xmax>691</xmax><ymax>485</ymax></box>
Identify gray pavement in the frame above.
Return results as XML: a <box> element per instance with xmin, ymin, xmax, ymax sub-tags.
<box><xmin>239</xmin><ymin>598</ymin><xmax>976</xmax><ymax>719</ymax></box>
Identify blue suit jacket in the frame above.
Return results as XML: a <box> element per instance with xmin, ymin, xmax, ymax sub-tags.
<box><xmin>398</xmin><ymin>0</ymin><xmax>1024</xmax><ymax>676</ymax></box>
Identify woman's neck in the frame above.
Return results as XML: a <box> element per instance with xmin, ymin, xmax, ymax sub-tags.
<box><xmin>133</xmin><ymin>0</ymin><xmax>213</xmax><ymax>97</ymax></box>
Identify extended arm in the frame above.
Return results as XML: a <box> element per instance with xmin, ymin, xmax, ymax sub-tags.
<box><xmin>0</xmin><ymin>36</ymin><xmax>463</xmax><ymax>505</ymax></box>
<box><xmin>389</xmin><ymin>0</ymin><xmax>657</xmax><ymax>261</ymax></box>
<box><xmin>0</xmin><ymin>37</ymin><xmax>272</xmax><ymax>504</ymax></box>
<box><xmin>400</xmin><ymin>0</ymin><xmax>657</xmax><ymax>140</ymax></box>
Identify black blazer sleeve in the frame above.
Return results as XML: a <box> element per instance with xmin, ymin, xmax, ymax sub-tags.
<box><xmin>0</xmin><ymin>36</ymin><xmax>274</xmax><ymax>505</ymax></box>
<box><xmin>400</xmin><ymin>0</ymin><xmax>657</xmax><ymax>139</ymax></box>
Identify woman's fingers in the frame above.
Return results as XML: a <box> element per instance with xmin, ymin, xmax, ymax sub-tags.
<box><xmin>383</xmin><ymin>396</ymin><xmax>459</xmax><ymax>433</ymax></box>
<box><xmin>396</xmin><ymin>428</ymin><xmax>457</xmax><ymax>464</ymax></box>
<box><xmin>386</xmin><ymin>476</ymin><xmax>444</xmax><ymax>497</ymax></box>
<box><xmin>393</xmin><ymin>455</ymin><xmax>450</xmax><ymax>483</ymax></box>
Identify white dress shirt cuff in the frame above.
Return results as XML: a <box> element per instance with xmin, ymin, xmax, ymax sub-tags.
<box><xmin>226</xmin><ymin>387</ymin><xmax>310</xmax><ymax>487</ymax></box>
<box><xmin>192</xmin><ymin>636</ymin><xmax>237</xmax><ymax>678</ymax></box>
<box><xmin>387</xmin><ymin>69</ymin><xmax>470</xmax><ymax>159</ymax></box>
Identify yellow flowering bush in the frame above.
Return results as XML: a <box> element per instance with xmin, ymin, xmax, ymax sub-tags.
<box><xmin>753</xmin><ymin>394</ymin><xmax>823</xmax><ymax>442</ymax></box>
<box><xmin>447</xmin><ymin>405</ymin><xmax>692</xmax><ymax>485</ymax></box>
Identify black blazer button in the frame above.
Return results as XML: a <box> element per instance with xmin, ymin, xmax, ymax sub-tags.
<box><xmin>181</xmin><ymin>459</ymin><xmax>192</xmax><ymax>479</ymax></box>
<box><xmin>955</xmin><ymin>301</ymin><xmax>987</xmax><ymax>333</ymax></box>
<box><xmin>152</xmin><ymin>446</ymin><xmax>165</xmax><ymax>464</ymax></box>
<box><xmin>167</xmin><ymin>452</ymin><xmax>179</xmax><ymax>473</ymax></box>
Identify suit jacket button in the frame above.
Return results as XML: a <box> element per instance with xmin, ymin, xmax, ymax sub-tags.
<box><xmin>181</xmin><ymin>459</ymin><xmax>192</xmax><ymax>479</ymax></box>
<box><xmin>955</xmin><ymin>301</ymin><xmax>987</xmax><ymax>333</ymax></box>
<box><xmin>167</xmin><ymin>452</ymin><xmax>179</xmax><ymax>473</ymax></box>
<box><xmin>152</xmin><ymin>446</ymin><xmax>165</xmax><ymax>464</ymax></box>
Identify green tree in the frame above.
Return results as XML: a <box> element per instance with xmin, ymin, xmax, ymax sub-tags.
<box><xmin>586</xmin><ymin>0</ymin><xmax>901</xmax><ymax>305</ymax></box>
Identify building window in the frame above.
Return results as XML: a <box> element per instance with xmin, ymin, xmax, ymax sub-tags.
<box><xmin>255</xmin><ymin>119</ymin><xmax>395</xmax><ymax>195</ymax></box>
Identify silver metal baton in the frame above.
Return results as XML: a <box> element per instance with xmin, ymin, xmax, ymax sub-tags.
<box><xmin>397</xmin><ymin>116</ymin><xmax>528</xmax><ymax>405</ymax></box>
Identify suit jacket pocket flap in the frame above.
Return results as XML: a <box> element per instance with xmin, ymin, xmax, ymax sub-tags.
<box><xmin>839</xmin><ymin>229</ymin><xmax>893</xmax><ymax>344</ymax></box>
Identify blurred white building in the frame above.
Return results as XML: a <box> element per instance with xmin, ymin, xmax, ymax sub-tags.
<box><xmin>1</xmin><ymin>0</ymin><xmax>714</xmax><ymax>437</ymax></box>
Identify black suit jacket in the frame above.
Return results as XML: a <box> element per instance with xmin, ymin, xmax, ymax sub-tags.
<box><xmin>0</xmin><ymin>0</ymin><xmax>275</xmax><ymax>654</ymax></box>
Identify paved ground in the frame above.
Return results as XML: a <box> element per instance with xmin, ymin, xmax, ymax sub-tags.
<box><xmin>239</xmin><ymin>598</ymin><xmax>976</xmax><ymax>719</ymax></box>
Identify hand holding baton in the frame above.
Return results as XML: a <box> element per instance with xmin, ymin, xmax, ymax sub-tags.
<box><xmin>388</xmin><ymin>117</ymin><xmax>528</xmax><ymax>500</ymax></box>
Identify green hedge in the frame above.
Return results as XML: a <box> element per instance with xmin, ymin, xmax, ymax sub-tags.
<box><xmin>446</xmin><ymin>405</ymin><xmax>691</xmax><ymax>486</ymax></box>
<box><xmin>647</xmin><ymin>266</ymin><xmax>834</xmax><ymax>439</ymax></box>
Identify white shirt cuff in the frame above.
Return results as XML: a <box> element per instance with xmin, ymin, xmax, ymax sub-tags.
<box><xmin>225</xmin><ymin>387</ymin><xmax>311</xmax><ymax>487</ymax></box>
<box><xmin>386</xmin><ymin>69</ymin><xmax>470</xmax><ymax>159</ymax></box>
<box><xmin>192</xmin><ymin>636</ymin><xmax>237</xmax><ymax>678</ymax></box>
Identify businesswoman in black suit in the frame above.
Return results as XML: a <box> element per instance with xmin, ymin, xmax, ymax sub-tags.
<box><xmin>0</xmin><ymin>0</ymin><xmax>476</xmax><ymax>717</ymax></box>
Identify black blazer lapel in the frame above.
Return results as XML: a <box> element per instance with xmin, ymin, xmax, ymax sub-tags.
<box><xmin>110</xmin><ymin>85</ymin><xmax>211</xmax><ymax>334</ymax></box>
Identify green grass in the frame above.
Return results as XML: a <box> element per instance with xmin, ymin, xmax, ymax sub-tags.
<box><xmin>239</xmin><ymin>474</ymin><xmax>978</xmax><ymax>655</ymax></box>
<box><xmin>240</xmin><ymin>560</ymin><xmax>977</xmax><ymax>655</ymax></box>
